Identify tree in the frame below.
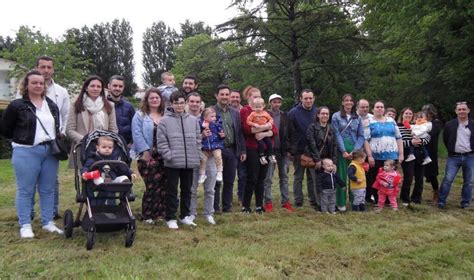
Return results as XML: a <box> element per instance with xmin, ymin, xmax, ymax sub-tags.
<box><xmin>360</xmin><ymin>0</ymin><xmax>474</xmax><ymax>119</ymax></box>
<box><xmin>216</xmin><ymin>0</ymin><xmax>366</xmax><ymax>104</ymax></box>
<box><xmin>1</xmin><ymin>26</ymin><xmax>88</xmax><ymax>91</ymax></box>
<box><xmin>65</xmin><ymin>19</ymin><xmax>136</xmax><ymax>96</ymax></box>
<box><xmin>142</xmin><ymin>21</ymin><xmax>179</xmax><ymax>87</ymax></box>
<box><xmin>180</xmin><ymin>20</ymin><xmax>213</xmax><ymax>40</ymax></box>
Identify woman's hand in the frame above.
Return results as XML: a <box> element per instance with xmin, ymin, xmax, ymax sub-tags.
<box><xmin>342</xmin><ymin>152</ymin><xmax>352</xmax><ymax>160</ymax></box>
<box><xmin>202</xmin><ymin>128</ymin><xmax>211</xmax><ymax>138</ymax></box>
<box><xmin>141</xmin><ymin>150</ymin><xmax>153</xmax><ymax>163</ymax></box>
<box><xmin>411</xmin><ymin>138</ymin><xmax>422</xmax><ymax>146</ymax></box>
<box><xmin>398</xmin><ymin>153</ymin><xmax>404</xmax><ymax>163</ymax></box>
<box><xmin>368</xmin><ymin>156</ymin><xmax>375</xmax><ymax>167</ymax></box>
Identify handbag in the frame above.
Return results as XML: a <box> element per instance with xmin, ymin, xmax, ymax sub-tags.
<box><xmin>300</xmin><ymin>125</ymin><xmax>330</xmax><ymax>168</ymax></box>
<box><xmin>29</xmin><ymin>107</ymin><xmax>69</xmax><ymax>160</ymax></box>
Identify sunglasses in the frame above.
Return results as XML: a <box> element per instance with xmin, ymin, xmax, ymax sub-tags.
<box><xmin>456</xmin><ymin>101</ymin><xmax>467</xmax><ymax>105</ymax></box>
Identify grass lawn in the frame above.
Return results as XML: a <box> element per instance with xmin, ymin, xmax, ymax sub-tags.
<box><xmin>0</xmin><ymin>158</ymin><xmax>473</xmax><ymax>279</ymax></box>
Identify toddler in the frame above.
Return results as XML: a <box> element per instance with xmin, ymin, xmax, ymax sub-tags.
<box><xmin>347</xmin><ymin>150</ymin><xmax>368</xmax><ymax>211</ymax></box>
<box><xmin>373</xmin><ymin>160</ymin><xmax>401</xmax><ymax>211</ymax></box>
<box><xmin>199</xmin><ymin>107</ymin><xmax>224</xmax><ymax>183</ymax></box>
<box><xmin>316</xmin><ymin>158</ymin><xmax>345</xmax><ymax>214</ymax></box>
<box><xmin>82</xmin><ymin>136</ymin><xmax>135</xmax><ymax>204</ymax></box>
<box><xmin>246</xmin><ymin>97</ymin><xmax>276</xmax><ymax>165</ymax></box>
<box><xmin>158</xmin><ymin>72</ymin><xmax>178</xmax><ymax>108</ymax></box>
<box><xmin>404</xmin><ymin>111</ymin><xmax>432</xmax><ymax>165</ymax></box>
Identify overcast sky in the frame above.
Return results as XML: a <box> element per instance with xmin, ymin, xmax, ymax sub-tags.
<box><xmin>0</xmin><ymin>0</ymin><xmax>239</xmax><ymax>86</ymax></box>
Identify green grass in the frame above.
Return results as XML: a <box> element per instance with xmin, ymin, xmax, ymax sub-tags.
<box><xmin>0</xmin><ymin>158</ymin><xmax>473</xmax><ymax>279</ymax></box>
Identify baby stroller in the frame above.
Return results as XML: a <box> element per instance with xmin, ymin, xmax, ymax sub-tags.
<box><xmin>63</xmin><ymin>130</ymin><xmax>136</xmax><ymax>250</ymax></box>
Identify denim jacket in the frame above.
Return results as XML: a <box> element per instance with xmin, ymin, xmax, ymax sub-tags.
<box><xmin>331</xmin><ymin>111</ymin><xmax>365</xmax><ymax>153</ymax></box>
<box><xmin>131</xmin><ymin>110</ymin><xmax>155</xmax><ymax>155</ymax></box>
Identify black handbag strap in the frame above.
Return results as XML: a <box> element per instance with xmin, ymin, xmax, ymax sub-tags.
<box><xmin>28</xmin><ymin>107</ymin><xmax>54</xmax><ymax>141</ymax></box>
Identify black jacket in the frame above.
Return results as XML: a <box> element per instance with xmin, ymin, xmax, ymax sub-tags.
<box><xmin>305</xmin><ymin>122</ymin><xmax>338</xmax><ymax>164</ymax></box>
<box><xmin>2</xmin><ymin>96</ymin><xmax>60</xmax><ymax>145</ymax></box>
<box><xmin>443</xmin><ymin>118</ymin><xmax>474</xmax><ymax>155</ymax></box>
<box><xmin>316</xmin><ymin>171</ymin><xmax>345</xmax><ymax>193</ymax></box>
<box><xmin>108</xmin><ymin>95</ymin><xmax>135</xmax><ymax>145</ymax></box>
<box><xmin>269</xmin><ymin>109</ymin><xmax>289</xmax><ymax>154</ymax></box>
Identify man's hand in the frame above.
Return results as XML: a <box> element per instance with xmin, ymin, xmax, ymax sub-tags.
<box><xmin>240</xmin><ymin>154</ymin><xmax>247</xmax><ymax>162</ymax></box>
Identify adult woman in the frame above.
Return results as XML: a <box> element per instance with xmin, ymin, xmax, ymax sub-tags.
<box><xmin>131</xmin><ymin>87</ymin><xmax>167</xmax><ymax>224</ymax></box>
<box><xmin>397</xmin><ymin>107</ymin><xmax>431</xmax><ymax>205</ymax></box>
<box><xmin>331</xmin><ymin>94</ymin><xmax>365</xmax><ymax>211</ymax></box>
<box><xmin>66</xmin><ymin>75</ymin><xmax>118</xmax><ymax>167</ymax></box>
<box><xmin>422</xmin><ymin>104</ymin><xmax>443</xmax><ymax>203</ymax></box>
<box><xmin>365</xmin><ymin>101</ymin><xmax>404</xmax><ymax>204</ymax></box>
<box><xmin>240</xmin><ymin>86</ymin><xmax>278</xmax><ymax>213</ymax></box>
<box><xmin>306</xmin><ymin>106</ymin><xmax>338</xmax><ymax>208</ymax></box>
<box><xmin>2</xmin><ymin>70</ymin><xmax>63</xmax><ymax>238</ymax></box>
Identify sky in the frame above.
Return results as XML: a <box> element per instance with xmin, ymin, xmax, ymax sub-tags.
<box><xmin>0</xmin><ymin>0</ymin><xmax>239</xmax><ymax>87</ymax></box>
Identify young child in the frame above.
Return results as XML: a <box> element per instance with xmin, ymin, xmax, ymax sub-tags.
<box><xmin>347</xmin><ymin>150</ymin><xmax>368</xmax><ymax>211</ymax></box>
<box><xmin>316</xmin><ymin>158</ymin><xmax>345</xmax><ymax>214</ymax></box>
<box><xmin>158</xmin><ymin>72</ymin><xmax>178</xmax><ymax>108</ymax></box>
<box><xmin>373</xmin><ymin>160</ymin><xmax>402</xmax><ymax>211</ymax></box>
<box><xmin>246</xmin><ymin>97</ymin><xmax>277</xmax><ymax>165</ymax></box>
<box><xmin>81</xmin><ymin>136</ymin><xmax>135</xmax><ymax>205</ymax></box>
<box><xmin>199</xmin><ymin>107</ymin><xmax>224</xmax><ymax>183</ymax></box>
<box><xmin>405</xmin><ymin>111</ymin><xmax>432</xmax><ymax>165</ymax></box>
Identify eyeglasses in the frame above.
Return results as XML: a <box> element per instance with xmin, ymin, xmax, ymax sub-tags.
<box><xmin>172</xmin><ymin>101</ymin><xmax>186</xmax><ymax>106</ymax></box>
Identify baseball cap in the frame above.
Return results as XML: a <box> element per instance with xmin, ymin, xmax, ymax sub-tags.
<box><xmin>268</xmin><ymin>94</ymin><xmax>282</xmax><ymax>102</ymax></box>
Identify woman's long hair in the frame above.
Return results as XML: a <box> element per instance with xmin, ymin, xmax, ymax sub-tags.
<box><xmin>74</xmin><ymin>75</ymin><xmax>112</xmax><ymax>114</ymax></box>
<box><xmin>314</xmin><ymin>106</ymin><xmax>330</xmax><ymax>123</ymax></box>
<box><xmin>140</xmin><ymin>87</ymin><xmax>165</xmax><ymax>115</ymax></box>
<box><xmin>397</xmin><ymin>107</ymin><xmax>413</xmax><ymax>124</ymax></box>
<box><xmin>340</xmin><ymin>94</ymin><xmax>357</xmax><ymax>118</ymax></box>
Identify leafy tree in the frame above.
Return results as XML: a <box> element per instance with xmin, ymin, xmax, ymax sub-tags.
<box><xmin>1</xmin><ymin>26</ymin><xmax>88</xmax><ymax>92</ymax></box>
<box><xmin>142</xmin><ymin>21</ymin><xmax>179</xmax><ymax>87</ymax></box>
<box><xmin>360</xmin><ymin>0</ymin><xmax>474</xmax><ymax>118</ymax></box>
<box><xmin>180</xmin><ymin>20</ymin><xmax>213</xmax><ymax>40</ymax></box>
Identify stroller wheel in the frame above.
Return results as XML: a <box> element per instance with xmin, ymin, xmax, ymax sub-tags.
<box><xmin>86</xmin><ymin>227</ymin><xmax>96</xmax><ymax>250</ymax></box>
<box><xmin>125</xmin><ymin>227</ymin><xmax>136</xmax><ymax>248</ymax></box>
<box><xmin>63</xmin><ymin>209</ymin><xmax>74</xmax><ymax>238</ymax></box>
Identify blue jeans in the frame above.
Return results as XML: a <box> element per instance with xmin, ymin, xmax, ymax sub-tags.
<box><xmin>31</xmin><ymin>177</ymin><xmax>59</xmax><ymax>218</ymax></box>
<box><xmin>263</xmin><ymin>152</ymin><xmax>289</xmax><ymax>204</ymax></box>
<box><xmin>12</xmin><ymin>144</ymin><xmax>59</xmax><ymax>226</ymax></box>
<box><xmin>438</xmin><ymin>154</ymin><xmax>474</xmax><ymax>208</ymax></box>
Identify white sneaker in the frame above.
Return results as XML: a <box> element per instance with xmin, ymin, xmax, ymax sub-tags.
<box><xmin>337</xmin><ymin>206</ymin><xmax>346</xmax><ymax>212</ymax></box>
<box><xmin>422</xmin><ymin>157</ymin><xmax>432</xmax><ymax>165</ymax></box>
<box><xmin>198</xmin><ymin>174</ymin><xmax>207</xmax><ymax>184</ymax></box>
<box><xmin>216</xmin><ymin>172</ymin><xmax>223</xmax><ymax>182</ymax></box>
<box><xmin>269</xmin><ymin>155</ymin><xmax>277</xmax><ymax>164</ymax></box>
<box><xmin>405</xmin><ymin>154</ymin><xmax>416</xmax><ymax>162</ymax></box>
<box><xmin>402</xmin><ymin>202</ymin><xmax>409</xmax><ymax>207</ymax></box>
<box><xmin>259</xmin><ymin>156</ymin><xmax>268</xmax><ymax>165</ymax></box>
<box><xmin>205</xmin><ymin>215</ymin><xmax>216</xmax><ymax>225</ymax></box>
<box><xmin>144</xmin><ymin>219</ymin><xmax>155</xmax><ymax>225</ymax></box>
<box><xmin>188</xmin><ymin>215</ymin><xmax>196</xmax><ymax>222</ymax></box>
<box><xmin>166</xmin><ymin>219</ymin><xmax>179</xmax><ymax>229</ymax></box>
<box><xmin>42</xmin><ymin>222</ymin><xmax>63</xmax><ymax>235</ymax></box>
<box><xmin>20</xmin><ymin>224</ymin><xmax>34</xmax><ymax>239</ymax></box>
<box><xmin>180</xmin><ymin>216</ymin><xmax>197</xmax><ymax>226</ymax></box>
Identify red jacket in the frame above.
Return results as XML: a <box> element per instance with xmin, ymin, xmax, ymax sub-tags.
<box><xmin>373</xmin><ymin>167</ymin><xmax>401</xmax><ymax>193</ymax></box>
<box><xmin>240</xmin><ymin>105</ymin><xmax>278</xmax><ymax>150</ymax></box>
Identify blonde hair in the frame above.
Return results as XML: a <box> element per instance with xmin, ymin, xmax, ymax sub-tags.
<box><xmin>202</xmin><ymin>107</ymin><xmax>216</xmax><ymax>119</ymax></box>
<box><xmin>97</xmin><ymin>136</ymin><xmax>114</xmax><ymax>146</ymax></box>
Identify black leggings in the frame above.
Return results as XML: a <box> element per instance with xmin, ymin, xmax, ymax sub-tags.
<box><xmin>243</xmin><ymin>149</ymin><xmax>269</xmax><ymax>209</ymax></box>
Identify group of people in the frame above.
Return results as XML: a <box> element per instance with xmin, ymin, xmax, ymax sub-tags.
<box><xmin>2</xmin><ymin>55</ymin><xmax>473</xmax><ymax>238</ymax></box>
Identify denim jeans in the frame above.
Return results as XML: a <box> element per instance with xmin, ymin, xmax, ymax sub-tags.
<box><xmin>438</xmin><ymin>154</ymin><xmax>474</xmax><ymax>208</ymax></box>
<box><xmin>31</xmin><ymin>177</ymin><xmax>59</xmax><ymax>218</ymax></box>
<box><xmin>293</xmin><ymin>155</ymin><xmax>316</xmax><ymax>206</ymax></box>
<box><xmin>263</xmin><ymin>152</ymin><xmax>289</xmax><ymax>205</ymax></box>
<box><xmin>190</xmin><ymin>157</ymin><xmax>216</xmax><ymax>217</ymax></box>
<box><xmin>12</xmin><ymin>144</ymin><xmax>59</xmax><ymax>226</ymax></box>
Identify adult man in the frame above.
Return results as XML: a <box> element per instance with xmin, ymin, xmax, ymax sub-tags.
<box><xmin>438</xmin><ymin>102</ymin><xmax>473</xmax><ymax>209</ymax></box>
<box><xmin>107</xmin><ymin>75</ymin><xmax>135</xmax><ymax>146</ymax></box>
<box><xmin>287</xmin><ymin>89</ymin><xmax>318</xmax><ymax>207</ymax></box>
<box><xmin>29</xmin><ymin>56</ymin><xmax>70</xmax><ymax>219</ymax></box>
<box><xmin>186</xmin><ymin>92</ymin><xmax>218</xmax><ymax>225</ymax></box>
<box><xmin>213</xmin><ymin>85</ymin><xmax>246</xmax><ymax>212</ymax></box>
<box><xmin>357</xmin><ymin>99</ymin><xmax>373</xmax><ymax>140</ymax></box>
<box><xmin>182</xmin><ymin>75</ymin><xmax>198</xmax><ymax>95</ymax></box>
<box><xmin>263</xmin><ymin>94</ymin><xmax>294</xmax><ymax>212</ymax></box>
<box><xmin>229</xmin><ymin>89</ymin><xmax>245</xmax><ymax>204</ymax></box>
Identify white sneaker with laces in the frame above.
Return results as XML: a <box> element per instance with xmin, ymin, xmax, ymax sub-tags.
<box><xmin>422</xmin><ymin>157</ymin><xmax>432</xmax><ymax>165</ymax></box>
<box><xmin>144</xmin><ymin>219</ymin><xmax>155</xmax><ymax>225</ymax></box>
<box><xmin>259</xmin><ymin>156</ymin><xmax>268</xmax><ymax>165</ymax></box>
<box><xmin>198</xmin><ymin>174</ymin><xmax>207</xmax><ymax>184</ymax></box>
<box><xmin>188</xmin><ymin>215</ymin><xmax>196</xmax><ymax>222</ymax></box>
<box><xmin>205</xmin><ymin>215</ymin><xmax>216</xmax><ymax>225</ymax></box>
<box><xmin>337</xmin><ymin>206</ymin><xmax>346</xmax><ymax>212</ymax></box>
<box><xmin>180</xmin><ymin>216</ymin><xmax>197</xmax><ymax>226</ymax></box>
<box><xmin>42</xmin><ymin>222</ymin><xmax>63</xmax><ymax>234</ymax></box>
<box><xmin>166</xmin><ymin>219</ymin><xmax>179</xmax><ymax>229</ymax></box>
<box><xmin>216</xmin><ymin>172</ymin><xmax>223</xmax><ymax>182</ymax></box>
<box><xmin>405</xmin><ymin>154</ymin><xmax>416</xmax><ymax>162</ymax></box>
<box><xmin>20</xmin><ymin>224</ymin><xmax>34</xmax><ymax>239</ymax></box>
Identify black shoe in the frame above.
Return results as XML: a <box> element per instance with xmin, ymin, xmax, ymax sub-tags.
<box><xmin>241</xmin><ymin>207</ymin><xmax>252</xmax><ymax>214</ymax></box>
<box><xmin>53</xmin><ymin>213</ymin><xmax>62</xmax><ymax>220</ymax></box>
<box><xmin>255</xmin><ymin>207</ymin><xmax>264</xmax><ymax>214</ymax></box>
<box><xmin>295</xmin><ymin>202</ymin><xmax>303</xmax><ymax>207</ymax></box>
<box><xmin>352</xmin><ymin>204</ymin><xmax>360</xmax><ymax>211</ymax></box>
<box><xmin>222</xmin><ymin>208</ymin><xmax>233</xmax><ymax>213</ymax></box>
<box><xmin>359</xmin><ymin>204</ymin><xmax>366</xmax><ymax>212</ymax></box>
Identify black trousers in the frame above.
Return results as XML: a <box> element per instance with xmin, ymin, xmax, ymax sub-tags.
<box><xmin>165</xmin><ymin>167</ymin><xmax>193</xmax><ymax>221</ymax></box>
<box><xmin>400</xmin><ymin>150</ymin><xmax>425</xmax><ymax>203</ymax></box>
<box><xmin>243</xmin><ymin>149</ymin><xmax>269</xmax><ymax>209</ymax></box>
<box><xmin>366</xmin><ymin>159</ymin><xmax>385</xmax><ymax>203</ymax></box>
<box><xmin>214</xmin><ymin>146</ymin><xmax>238</xmax><ymax>212</ymax></box>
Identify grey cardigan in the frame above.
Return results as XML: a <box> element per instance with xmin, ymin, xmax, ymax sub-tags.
<box><xmin>157</xmin><ymin>108</ymin><xmax>202</xmax><ymax>169</ymax></box>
